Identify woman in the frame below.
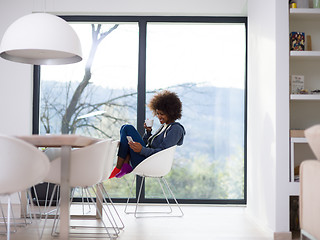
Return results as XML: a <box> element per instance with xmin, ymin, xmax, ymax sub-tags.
<box><xmin>109</xmin><ymin>90</ymin><xmax>186</xmax><ymax>179</ymax></box>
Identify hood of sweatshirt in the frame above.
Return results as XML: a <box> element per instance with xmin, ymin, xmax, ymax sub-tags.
<box><xmin>168</xmin><ymin>122</ymin><xmax>186</xmax><ymax>145</ymax></box>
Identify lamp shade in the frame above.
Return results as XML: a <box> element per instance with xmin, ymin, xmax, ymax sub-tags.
<box><xmin>0</xmin><ymin>13</ymin><xmax>82</xmax><ymax>65</ymax></box>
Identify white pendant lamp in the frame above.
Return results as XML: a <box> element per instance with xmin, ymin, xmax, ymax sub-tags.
<box><xmin>0</xmin><ymin>13</ymin><xmax>82</xmax><ymax>65</ymax></box>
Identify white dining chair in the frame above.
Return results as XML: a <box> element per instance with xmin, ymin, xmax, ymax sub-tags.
<box><xmin>42</xmin><ymin>139</ymin><xmax>120</xmax><ymax>238</ymax></box>
<box><xmin>124</xmin><ymin>145</ymin><xmax>184</xmax><ymax>217</ymax></box>
<box><xmin>0</xmin><ymin>134</ymin><xmax>50</xmax><ymax>240</ymax></box>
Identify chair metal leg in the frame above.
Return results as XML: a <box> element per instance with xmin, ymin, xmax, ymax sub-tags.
<box><xmin>97</xmin><ymin>183</ymin><xmax>124</xmax><ymax>230</ymax></box>
<box><xmin>124</xmin><ymin>175</ymin><xmax>137</xmax><ymax>214</ymax></box>
<box><xmin>0</xmin><ymin>196</ymin><xmax>19</xmax><ymax>236</ymax></box>
<box><xmin>17</xmin><ymin>192</ymin><xmax>31</xmax><ymax>226</ymax></box>
<box><xmin>7</xmin><ymin>195</ymin><xmax>11</xmax><ymax>240</ymax></box>
<box><xmin>162</xmin><ymin>177</ymin><xmax>184</xmax><ymax>216</ymax></box>
<box><xmin>91</xmin><ymin>186</ymin><xmax>120</xmax><ymax>237</ymax></box>
<box><xmin>134</xmin><ymin>176</ymin><xmax>145</xmax><ymax>217</ymax></box>
<box><xmin>48</xmin><ymin>185</ymin><xmax>118</xmax><ymax>239</ymax></box>
<box><xmin>65</xmin><ymin>186</ymin><xmax>118</xmax><ymax>239</ymax></box>
<box><xmin>27</xmin><ymin>189</ymin><xmax>42</xmax><ymax>240</ymax></box>
<box><xmin>0</xmin><ymin>199</ymin><xmax>8</xmax><ymax>235</ymax></box>
<box><xmin>80</xmin><ymin>187</ymin><xmax>92</xmax><ymax>215</ymax></box>
<box><xmin>41</xmin><ymin>184</ymin><xmax>58</xmax><ymax>239</ymax></box>
<box><xmin>8</xmin><ymin>199</ymin><xmax>17</xmax><ymax>233</ymax></box>
<box><xmin>125</xmin><ymin>176</ymin><xmax>184</xmax><ymax>217</ymax></box>
<box><xmin>32</xmin><ymin>185</ymin><xmax>42</xmax><ymax>217</ymax></box>
<box><xmin>157</xmin><ymin>178</ymin><xmax>173</xmax><ymax>214</ymax></box>
<box><xmin>2</xmin><ymin>195</ymin><xmax>18</xmax><ymax>240</ymax></box>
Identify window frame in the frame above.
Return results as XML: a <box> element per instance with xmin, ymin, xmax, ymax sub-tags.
<box><xmin>33</xmin><ymin>15</ymin><xmax>247</xmax><ymax>205</ymax></box>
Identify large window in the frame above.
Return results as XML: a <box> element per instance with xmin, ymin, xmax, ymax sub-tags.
<box><xmin>34</xmin><ymin>16</ymin><xmax>247</xmax><ymax>204</ymax></box>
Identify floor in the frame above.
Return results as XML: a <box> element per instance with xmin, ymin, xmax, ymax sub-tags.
<box><xmin>0</xmin><ymin>204</ymin><xmax>289</xmax><ymax>240</ymax></box>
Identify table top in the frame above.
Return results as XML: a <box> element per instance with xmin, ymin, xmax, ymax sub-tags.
<box><xmin>17</xmin><ymin>134</ymin><xmax>101</xmax><ymax>148</ymax></box>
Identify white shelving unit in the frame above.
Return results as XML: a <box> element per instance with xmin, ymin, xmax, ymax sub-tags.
<box><xmin>289</xmin><ymin>8</ymin><xmax>320</xmax><ymax>196</ymax></box>
<box><xmin>290</xmin><ymin>50</ymin><xmax>320</xmax><ymax>60</ymax></box>
<box><xmin>290</xmin><ymin>94</ymin><xmax>320</xmax><ymax>100</ymax></box>
<box><xmin>290</xmin><ymin>8</ymin><xmax>320</xmax><ymax>20</ymax></box>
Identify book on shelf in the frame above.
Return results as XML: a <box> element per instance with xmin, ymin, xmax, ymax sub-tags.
<box><xmin>290</xmin><ymin>75</ymin><xmax>304</xmax><ymax>94</ymax></box>
<box><xmin>290</xmin><ymin>129</ymin><xmax>305</xmax><ymax>138</ymax></box>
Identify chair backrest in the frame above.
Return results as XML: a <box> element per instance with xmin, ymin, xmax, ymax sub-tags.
<box><xmin>45</xmin><ymin>139</ymin><xmax>111</xmax><ymax>187</ymax></box>
<box><xmin>0</xmin><ymin>134</ymin><xmax>50</xmax><ymax>195</ymax></box>
<box><xmin>305</xmin><ymin>124</ymin><xmax>320</xmax><ymax>160</ymax></box>
<box><xmin>132</xmin><ymin>145</ymin><xmax>177</xmax><ymax>177</ymax></box>
<box><xmin>100</xmin><ymin>140</ymin><xmax>119</xmax><ymax>182</ymax></box>
<box><xmin>300</xmin><ymin>160</ymin><xmax>320</xmax><ymax>240</ymax></box>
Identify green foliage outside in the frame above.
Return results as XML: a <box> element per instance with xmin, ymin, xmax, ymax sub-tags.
<box><xmin>99</xmin><ymin>147</ymin><xmax>244</xmax><ymax>200</ymax></box>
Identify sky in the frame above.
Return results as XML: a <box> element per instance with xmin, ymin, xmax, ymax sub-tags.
<box><xmin>42</xmin><ymin>22</ymin><xmax>246</xmax><ymax>90</ymax></box>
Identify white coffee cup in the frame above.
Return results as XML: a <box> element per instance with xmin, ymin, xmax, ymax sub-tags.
<box><xmin>145</xmin><ymin>119</ymin><xmax>154</xmax><ymax>127</ymax></box>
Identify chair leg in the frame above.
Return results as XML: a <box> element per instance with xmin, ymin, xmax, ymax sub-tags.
<box><xmin>3</xmin><ymin>195</ymin><xmax>18</xmax><ymax>240</ymax></box>
<box><xmin>26</xmin><ymin>189</ymin><xmax>43</xmax><ymax>240</ymax></box>
<box><xmin>156</xmin><ymin>178</ymin><xmax>173</xmax><ymax>214</ymax></box>
<box><xmin>80</xmin><ymin>187</ymin><xmax>92</xmax><ymax>215</ymax></box>
<box><xmin>6</xmin><ymin>195</ymin><xmax>11</xmax><ymax>240</ymax></box>
<box><xmin>17</xmin><ymin>192</ymin><xmax>31</xmax><ymax>226</ymax></box>
<box><xmin>86</xmin><ymin>186</ymin><xmax>118</xmax><ymax>238</ymax></box>
<box><xmin>51</xmin><ymin>185</ymin><xmax>61</xmax><ymax>237</ymax></box>
<box><xmin>32</xmin><ymin>185</ymin><xmax>42</xmax><ymax>217</ymax></box>
<box><xmin>134</xmin><ymin>176</ymin><xmax>145</xmax><ymax>217</ymax></box>
<box><xmin>0</xmin><ymin>196</ymin><xmax>18</xmax><ymax>236</ymax></box>
<box><xmin>124</xmin><ymin>175</ymin><xmax>137</xmax><ymax>214</ymax></box>
<box><xmin>161</xmin><ymin>177</ymin><xmax>184</xmax><ymax>216</ymax></box>
<box><xmin>0</xmin><ymin>199</ymin><xmax>8</xmax><ymax>234</ymax></box>
<box><xmin>8</xmin><ymin>199</ymin><xmax>17</xmax><ymax>233</ymax></box>
<box><xmin>43</xmin><ymin>182</ymin><xmax>52</xmax><ymax>216</ymax></box>
<box><xmin>97</xmin><ymin>183</ymin><xmax>124</xmax><ymax>230</ymax></box>
<box><xmin>49</xmin><ymin>185</ymin><xmax>118</xmax><ymax>239</ymax></box>
<box><xmin>40</xmin><ymin>184</ymin><xmax>58</xmax><ymax>238</ymax></box>
<box><xmin>125</xmin><ymin>176</ymin><xmax>183</xmax><ymax>217</ymax></box>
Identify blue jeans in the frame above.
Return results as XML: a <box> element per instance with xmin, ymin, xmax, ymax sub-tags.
<box><xmin>118</xmin><ymin>124</ymin><xmax>146</xmax><ymax>169</ymax></box>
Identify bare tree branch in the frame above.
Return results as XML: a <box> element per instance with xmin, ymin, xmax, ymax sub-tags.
<box><xmin>61</xmin><ymin>24</ymin><xmax>119</xmax><ymax>133</ymax></box>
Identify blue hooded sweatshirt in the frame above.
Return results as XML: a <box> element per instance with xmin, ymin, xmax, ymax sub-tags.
<box><xmin>140</xmin><ymin>122</ymin><xmax>186</xmax><ymax>158</ymax></box>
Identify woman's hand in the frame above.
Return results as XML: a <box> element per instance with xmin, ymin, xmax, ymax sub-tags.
<box><xmin>144</xmin><ymin>122</ymin><xmax>152</xmax><ymax>132</ymax></box>
<box><xmin>129</xmin><ymin>141</ymin><xmax>143</xmax><ymax>153</ymax></box>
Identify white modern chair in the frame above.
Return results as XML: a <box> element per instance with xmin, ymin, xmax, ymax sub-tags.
<box><xmin>0</xmin><ymin>134</ymin><xmax>50</xmax><ymax>240</ymax></box>
<box><xmin>42</xmin><ymin>139</ymin><xmax>120</xmax><ymax>238</ymax></box>
<box><xmin>124</xmin><ymin>145</ymin><xmax>184</xmax><ymax>217</ymax></box>
<box><xmin>299</xmin><ymin>160</ymin><xmax>320</xmax><ymax>240</ymax></box>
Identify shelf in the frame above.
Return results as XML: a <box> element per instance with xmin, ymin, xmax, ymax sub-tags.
<box><xmin>290</xmin><ymin>94</ymin><xmax>320</xmax><ymax>100</ymax></box>
<box><xmin>290</xmin><ymin>8</ymin><xmax>320</xmax><ymax>21</ymax></box>
<box><xmin>290</xmin><ymin>51</ymin><xmax>320</xmax><ymax>60</ymax></box>
<box><xmin>288</xmin><ymin>182</ymin><xmax>300</xmax><ymax>196</ymax></box>
<box><xmin>291</xmin><ymin>137</ymin><xmax>307</xmax><ymax>143</ymax></box>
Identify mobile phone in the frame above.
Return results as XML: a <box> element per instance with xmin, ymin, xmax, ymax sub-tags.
<box><xmin>126</xmin><ymin>136</ymin><xmax>134</xmax><ymax>143</ymax></box>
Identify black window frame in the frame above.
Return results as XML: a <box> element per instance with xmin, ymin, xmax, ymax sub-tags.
<box><xmin>33</xmin><ymin>15</ymin><xmax>247</xmax><ymax>205</ymax></box>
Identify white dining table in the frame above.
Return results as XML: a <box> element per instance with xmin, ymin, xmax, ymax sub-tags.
<box><xmin>17</xmin><ymin>134</ymin><xmax>101</xmax><ymax>239</ymax></box>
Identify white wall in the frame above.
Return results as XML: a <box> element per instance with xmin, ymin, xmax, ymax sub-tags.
<box><xmin>0</xmin><ymin>0</ymin><xmax>34</xmax><ymax>135</ymax></box>
<box><xmin>247</xmin><ymin>0</ymin><xmax>290</xmax><ymax>237</ymax></box>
